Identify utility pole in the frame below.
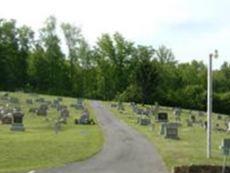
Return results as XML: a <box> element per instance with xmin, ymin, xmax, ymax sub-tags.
<box><xmin>207</xmin><ymin>50</ymin><xmax>218</xmax><ymax>158</ymax></box>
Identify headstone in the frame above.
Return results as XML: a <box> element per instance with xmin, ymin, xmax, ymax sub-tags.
<box><xmin>198</xmin><ymin>111</ymin><xmax>205</xmax><ymax>116</ymax></box>
<box><xmin>111</xmin><ymin>103</ymin><xmax>117</xmax><ymax>108</ymax></box>
<box><xmin>135</xmin><ymin>108</ymin><xmax>143</xmax><ymax>115</ymax></box>
<box><xmin>13</xmin><ymin>107</ymin><xmax>21</xmax><ymax>112</ymax></box>
<box><xmin>37</xmin><ymin>104</ymin><xmax>48</xmax><ymax>116</ymax></box>
<box><xmin>57</xmin><ymin>97</ymin><xmax>63</xmax><ymax>102</ymax></box>
<box><xmin>198</xmin><ymin>119</ymin><xmax>203</xmax><ymax>127</ymax></box>
<box><xmin>186</xmin><ymin>119</ymin><xmax>193</xmax><ymax>127</ymax></box>
<box><xmin>73</xmin><ymin>99</ymin><xmax>84</xmax><ymax>110</ymax></box>
<box><xmin>203</xmin><ymin>121</ymin><xmax>207</xmax><ymax>130</ymax></box>
<box><xmin>61</xmin><ymin>109</ymin><xmax>69</xmax><ymax>118</ymax></box>
<box><xmin>153</xmin><ymin>102</ymin><xmax>159</xmax><ymax>115</ymax></box>
<box><xmin>59</xmin><ymin>109</ymin><xmax>69</xmax><ymax>124</ymax></box>
<box><xmin>215</xmin><ymin>123</ymin><xmax>222</xmax><ymax>131</ymax></box>
<box><xmin>11</xmin><ymin>111</ymin><xmax>25</xmax><ymax>131</ymax></box>
<box><xmin>220</xmin><ymin>138</ymin><xmax>230</xmax><ymax>156</ymax></box>
<box><xmin>174</xmin><ymin>108</ymin><xmax>181</xmax><ymax>121</ymax></box>
<box><xmin>168</xmin><ymin>122</ymin><xmax>182</xmax><ymax>128</ymax></box>
<box><xmin>53</xmin><ymin>120</ymin><xmax>61</xmax><ymax>134</ymax></box>
<box><xmin>57</xmin><ymin>105</ymin><xmax>67</xmax><ymax>112</ymax></box>
<box><xmin>44</xmin><ymin>100</ymin><xmax>51</xmax><ymax>105</ymax></box>
<box><xmin>28</xmin><ymin>107</ymin><xmax>37</xmax><ymax>113</ymax></box>
<box><xmin>173</xmin><ymin>107</ymin><xmax>181</xmax><ymax>116</ymax></box>
<box><xmin>142</xmin><ymin>108</ymin><xmax>152</xmax><ymax>116</ymax></box>
<box><xmin>1</xmin><ymin>113</ymin><xmax>13</xmax><ymax>124</ymax></box>
<box><xmin>190</xmin><ymin>115</ymin><xmax>196</xmax><ymax>123</ymax></box>
<box><xmin>10</xmin><ymin>97</ymin><xmax>19</xmax><ymax>104</ymax></box>
<box><xmin>35</xmin><ymin>98</ymin><xmax>45</xmax><ymax>103</ymax></box>
<box><xmin>217</xmin><ymin>114</ymin><xmax>222</xmax><ymax>120</ymax></box>
<box><xmin>26</xmin><ymin>99</ymin><xmax>33</xmax><ymax>105</ymax></box>
<box><xmin>3</xmin><ymin>93</ymin><xmax>9</xmax><ymax>97</ymax></box>
<box><xmin>52</xmin><ymin>100</ymin><xmax>60</xmax><ymax>108</ymax></box>
<box><xmin>160</xmin><ymin>123</ymin><xmax>167</xmax><ymax>135</ymax></box>
<box><xmin>75</xmin><ymin>110</ymin><xmax>95</xmax><ymax>125</ymax></box>
<box><xmin>130</xmin><ymin>102</ymin><xmax>136</xmax><ymax>107</ymax></box>
<box><xmin>79</xmin><ymin>111</ymin><xmax>89</xmax><ymax>124</ymax></box>
<box><xmin>138</xmin><ymin>118</ymin><xmax>151</xmax><ymax>126</ymax></box>
<box><xmin>165</xmin><ymin>123</ymin><xmax>179</xmax><ymax>139</ymax></box>
<box><xmin>117</xmin><ymin>102</ymin><xmax>124</xmax><ymax>111</ymax></box>
<box><xmin>228</xmin><ymin>122</ymin><xmax>230</xmax><ymax>132</ymax></box>
<box><xmin>149</xmin><ymin>123</ymin><xmax>155</xmax><ymax>131</ymax></box>
<box><xmin>156</xmin><ymin>112</ymin><xmax>168</xmax><ymax>122</ymax></box>
<box><xmin>0</xmin><ymin>108</ymin><xmax>4</xmax><ymax>119</ymax></box>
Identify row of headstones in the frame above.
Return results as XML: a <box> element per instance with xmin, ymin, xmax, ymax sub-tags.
<box><xmin>111</xmin><ymin>102</ymin><xmax>125</xmax><ymax>111</ymax></box>
<box><xmin>129</xmin><ymin>102</ymin><xmax>230</xmax><ymax>132</ymax></box>
<box><xmin>1</xmin><ymin>95</ymin><xmax>20</xmax><ymax>104</ymax></box>
<box><xmin>111</xmin><ymin>101</ymin><xmax>157</xmax><ymax>115</ymax></box>
<box><xmin>172</xmin><ymin>107</ymin><xmax>230</xmax><ymax>132</ymax></box>
<box><xmin>0</xmin><ymin>97</ymin><xmax>83</xmax><ymax>132</ymax></box>
<box><xmin>126</xmin><ymin>102</ymin><xmax>230</xmax><ymax>155</ymax></box>
<box><xmin>130</xmin><ymin>102</ymin><xmax>159</xmax><ymax>116</ymax></box>
<box><xmin>1</xmin><ymin>93</ymin><xmax>96</xmax><ymax>125</ymax></box>
<box><xmin>136</xmin><ymin>112</ymin><xmax>180</xmax><ymax>139</ymax></box>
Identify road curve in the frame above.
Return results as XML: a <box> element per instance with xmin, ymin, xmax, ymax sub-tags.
<box><xmin>36</xmin><ymin>101</ymin><xmax>168</xmax><ymax>173</ymax></box>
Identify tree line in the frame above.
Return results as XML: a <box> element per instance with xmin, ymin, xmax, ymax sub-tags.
<box><xmin>0</xmin><ymin>16</ymin><xmax>230</xmax><ymax>114</ymax></box>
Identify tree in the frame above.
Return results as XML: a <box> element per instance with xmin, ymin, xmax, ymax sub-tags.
<box><xmin>132</xmin><ymin>46</ymin><xmax>159</xmax><ymax>104</ymax></box>
<box><xmin>155</xmin><ymin>45</ymin><xmax>177</xmax><ymax>64</ymax></box>
<box><xmin>39</xmin><ymin>16</ymin><xmax>68</xmax><ymax>94</ymax></box>
<box><xmin>61</xmin><ymin>23</ymin><xmax>82</xmax><ymax>79</ymax></box>
<box><xmin>0</xmin><ymin>19</ymin><xmax>33</xmax><ymax>90</ymax></box>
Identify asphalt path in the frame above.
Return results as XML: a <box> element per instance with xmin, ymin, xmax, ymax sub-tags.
<box><xmin>35</xmin><ymin>101</ymin><xmax>168</xmax><ymax>173</ymax></box>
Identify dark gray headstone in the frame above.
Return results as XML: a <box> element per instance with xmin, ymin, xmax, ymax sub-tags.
<box><xmin>165</xmin><ymin>124</ymin><xmax>179</xmax><ymax>139</ymax></box>
<box><xmin>11</xmin><ymin>111</ymin><xmax>25</xmax><ymax>131</ymax></box>
<box><xmin>156</xmin><ymin>112</ymin><xmax>168</xmax><ymax>122</ymax></box>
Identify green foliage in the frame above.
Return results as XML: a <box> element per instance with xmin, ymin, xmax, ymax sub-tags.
<box><xmin>0</xmin><ymin>16</ymin><xmax>230</xmax><ymax>115</ymax></box>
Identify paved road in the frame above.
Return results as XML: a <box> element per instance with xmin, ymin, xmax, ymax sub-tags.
<box><xmin>36</xmin><ymin>101</ymin><xmax>168</xmax><ymax>173</ymax></box>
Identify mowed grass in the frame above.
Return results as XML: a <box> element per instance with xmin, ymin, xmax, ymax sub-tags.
<box><xmin>0</xmin><ymin>92</ymin><xmax>104</xmax><ymax>173</ymax></box>
<box><xmin>105</xmin><ymin>101</ymin><xmax>230</xmax><ymax>171</ymax></box>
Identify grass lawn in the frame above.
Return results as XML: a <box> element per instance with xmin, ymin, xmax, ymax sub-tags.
<box><xmin>105</xmin><ymin>101</ymin><xmax>230</xmax><ymax>171</ymax></box>
<box><xmin>0</xmin><ymin>92</ymin><xmax>104</xmax><ymax>173</ymax></box>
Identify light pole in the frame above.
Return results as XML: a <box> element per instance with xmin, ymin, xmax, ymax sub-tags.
<box><xmin>207</xmin><ymin>49</ymin><xmax>218</xmax><ymax>158</ymax></box>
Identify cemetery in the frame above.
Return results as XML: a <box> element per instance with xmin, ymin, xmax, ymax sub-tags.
<box><xmin>108</xmin><ymin>101</ymin><xmax>230</xmax><ymax>172</ymax></box>
<box><xmin>0</xmin><ymin>92</ymin><xmax>103</xmax><ymax>173</ymax></box>
<box><xmin>1</xmin><ymin>1</ymin><xmax>230</xmax><ymax>172</ymax></box>
<box><xmin>1</xmin><ymin>92</ymin><xmax>229</xmax><ymax>173</ymax></box>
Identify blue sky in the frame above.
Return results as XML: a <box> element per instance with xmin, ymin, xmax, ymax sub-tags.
<box><xmin>0</xmin><ymin>0</ymin><xmax>229</xmax><ymax>69</ymax></box>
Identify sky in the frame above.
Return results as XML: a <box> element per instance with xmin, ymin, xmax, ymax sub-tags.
<box><xmin>0</xmin><ymin>0</ymin><xmax>229</xmax><ymax>69</ymax></box>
